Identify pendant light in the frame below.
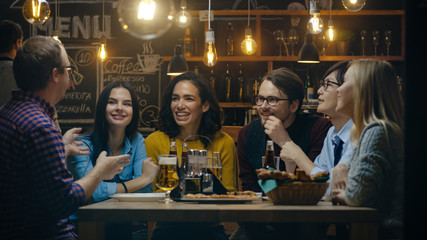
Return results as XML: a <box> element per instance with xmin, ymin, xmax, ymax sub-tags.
<box><xmin>240</xmin><ymin>0</ymin><xmax>257</xmax><ymax>55</ymax></box>
<box><xmin>307</xmin><ymin>0</ymin><xmax>323</xmax><ymax>34</ymax></box>
<box><xmin>176</xmin><ymin>0</ymin><xmax>191</xmax><ymax>28</ymax></box>
<box><xmin>98</xmin><ymin>0</ymin><xmax>108</xmax><ymax>62</ymax></box>
<box><xmin>326</xmin><ymin>0</ymin><xmax>335</xmax><ymax>41</ymax></box>
<box><xmin>342</xmin><ymin>0</ymin><xmax>366</xmax><ymax>12</ymax></box>
<box><xmin>167</xmin><ymin>45</ymin><xmax>189</xmax><ymax>76</ymax></box>
<box><xmin>22</xmin><ymin>0</ymin><xmax>51</xmax><ymax>25</ymax></box>
<box><xmin>298</xmin><ymin>33</ymin><xmax>320</xmax><ymax>64</ymax></box>
<box><xmin>203</xmin><ymin>0</ymin><xmax>217</xmax><ymax>67</ymax></box>
<box><xmin>52</xmin><ymin>0</ymin><xmax>61</xmax><ymax>43</ymax></box>
<box><xmin>117</xmin><ymin>0</ymin><xmax>175</xmax><ymax>40</ymax></box>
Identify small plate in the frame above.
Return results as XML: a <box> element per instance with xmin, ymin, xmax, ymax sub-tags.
<box><xmin>174</xmin><ymin>198</ymin><xmax>255</xmax><ymax>204</ymax></box>
<box><xmin>110</xmin><ymin>193</ymin><xmax>166</xmax><ymax>202</ymax></box>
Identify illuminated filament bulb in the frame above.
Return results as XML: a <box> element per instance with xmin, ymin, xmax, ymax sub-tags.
<box><xmin>138</xmin><ymin>0</ymin><xmax>156</xmax><ymax>20</ymax></box>
<box><xmin>342</xmin><ymin>0</ymin><xmax>366</xmax><ymax>12</ymax></box>
<box><xmin>241</xmin><ymin>28</ymin><xmax>257</xmax><ymax>55</ymax></box>
<box><xmin>307</xmin><ymin>14</ymin><xmax>324</xmax><ymax>34</ymax></box>
<box><xmin>22</xmin><ymin>0</ymin><xmax>51</xmax><ymax>25</ymax></box>
<box><xmin>98</xmin><ymin>37</ymin><xmax>108</xmax><ymax>62</ymax></box>
<box><xmin>326</xmin><ymin>20</ymin><xmax>335</xmax><ymax>41</ymax></box>
<box><xmin>203</xmin><ymin>30</ymin><xmax>217</xmax><ymax>67</ymax></box>
<box><xmin>32</xmin><ymin>0</ymin><xmax>41</xmax><ymax>18</ymax></box>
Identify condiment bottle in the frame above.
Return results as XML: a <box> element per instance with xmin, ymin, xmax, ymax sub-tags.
<box><xmin>264</xmin><ymin>140</ymin><xmax>276</xmax><ymax>169</ymax></box>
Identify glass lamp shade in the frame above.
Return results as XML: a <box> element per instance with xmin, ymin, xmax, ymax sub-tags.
<box><xmin>22</xmin><ymin>0</ymin><xmax>51</xmax><ymax>25</ymax></box>
<box><xmin>298</xmin><ymin>34</ymin><xmax>320</xmax><ymax>63</ymax></box>
<box><xmin>176</xmin><ymin>10</ymin><xmax>191</xmax><ymax>28</ymax></box>
<box><xmin>342</xmin><ymin>0</ymin><xmax>366</xmax><ymax>12</ymax></box>
<box><xmin>117</xmin><ymin>0</ymin><xmax>175</xmax><ymax>40</ymax></box>
<box><xmin>167</xmin><ymin>45</ymin><xmax>188</xmax><ymax>76</ymax></box>
<box><xmin>307</xmin><ymin>14</ymin><xmax>324</xmax><ymax>34</ymax></box>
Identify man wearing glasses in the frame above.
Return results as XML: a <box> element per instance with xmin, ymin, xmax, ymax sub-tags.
<box><xmin>0</xmin><ymin>36</ymin><xmax>131</xmax><ymax>239</ymax></box>
<box><xmin>237</xmin><ymin>67</ymin><xmax>332</xmax><ymax>192</ymax></box>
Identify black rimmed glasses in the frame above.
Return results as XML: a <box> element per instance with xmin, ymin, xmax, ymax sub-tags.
<box><xmin>320</xmin><ymin>79</ymin><xmax>341</xmax><ymax>91</ymax></box>
<box><xmin>255</xmin><ymin>96</ymin><xmax>289</xmax><ymax>106</ymax></box>
<box><xmin>63</xmin><ymin>65</ymin><xmax>76</xmax><ymax>78</ymax></box>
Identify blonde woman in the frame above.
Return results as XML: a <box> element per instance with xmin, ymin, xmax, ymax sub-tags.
<box><xmin>333</xmin><ymin>59</ymin><xmax>404</xmax><ymax>239</ymax></box>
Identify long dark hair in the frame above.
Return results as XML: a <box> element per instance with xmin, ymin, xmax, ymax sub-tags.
<box><xmin>321</xmin><ymin>60</ymin><xmax>352</xmax><ymax>85</ymax></box>
<box><xmin>91</xmin><ymin>81</ymin><xmax>139</xmax><ymax>165</ymax></box>
<box><xmin>158</xmin><ymin>72</ymin><xmax>221</xmax><ymax>147</ymax></box>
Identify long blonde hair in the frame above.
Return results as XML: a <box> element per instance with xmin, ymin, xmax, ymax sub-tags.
<box><xmin>350</xmin><ymin>59</ymin><xmax>404</xmax><ymax>145</ymax></box>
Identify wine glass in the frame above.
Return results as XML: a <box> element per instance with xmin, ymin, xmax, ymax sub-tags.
<box><xmin>373</xmin><ymin>30</ymin><xmax>379</xmax><ymax>56</ymax></box>
<box><xmin>156</xmin><ymin>154</ymin><xmax>179</xmax><ymax>203</ymax></box>
<box><xmin>273</xmin><ymin>30</ymin><xmax>286</xmax><ymax>56</ymax></box>
<box><xmin>385</xmin><ymin>30</ymin><xmax>392</xmax><ymax>56</ymax></box>
<box><xmin>288</xmin><ymin>27</ymin><xmax>298</xmax><ymax>56</ymax></box>
<box><xmin>208</xmin><ymin>152</ymin><xmax>222</xmax><ymax>181</ymax></box>
<box><xmin>360</xmin><ymin>30</ymin><xmax>367</xmax><ymax>56</ymax></box>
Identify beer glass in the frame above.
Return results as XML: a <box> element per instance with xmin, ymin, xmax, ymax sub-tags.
<box><xmin>156</xmin><ymin>154</ymin><xmax>179</xmax><ymax>203</ymax></box>
<box><xmin>208</xmin><ymin>152</ymin><xmax>222</xmax><ymax>182</ymax></box>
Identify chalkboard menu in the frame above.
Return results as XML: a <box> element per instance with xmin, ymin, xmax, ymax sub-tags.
<box><xmin>57</xmin><ymin>46</ymin><xmax>99</xmax><ymax>125</ymax></box>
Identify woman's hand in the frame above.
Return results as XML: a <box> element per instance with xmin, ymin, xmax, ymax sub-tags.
<box><xmin>141</xmin><ymin>158</ymin><xmax>160</xmax><ymax>183</ymax></box>
<box><xmin>331</xmin><ymin>163</ymin><xmax>349</xmax><ymax>193</ymax></box>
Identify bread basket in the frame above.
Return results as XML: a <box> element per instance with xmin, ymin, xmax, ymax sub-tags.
<box><xmin>266</xmin><ymin>181</ymin><xmax>329</xmax><ymax>205</ymax></box>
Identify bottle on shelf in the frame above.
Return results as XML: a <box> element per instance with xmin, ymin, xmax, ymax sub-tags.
<box><xmin>208</xmin><ymin>68</ymin><xmax>216</xmax><ymax>94</ymax></box>
<box><xmin>226</xmin><ymin>22</ymin><xmax>234</xmax><ymax>56</ymax></box>
<box><xmin>224</xmin><ymin>64</ymin><xmax>233</xmax><ymax>102</ymax></box>
<box><xmin>253</xmin><ymin>72</ymin><xmax>262</xmax><ymax>99</ymax></box>
<box><xmin>264</xmin><ymin>140</ymin><xmax>276</xmax><ymax>169</ymax></box>
<box><xmin>304</xmin><ymin>70</ymin><xmax>314</xmax><ymax>104</ymax></box>
<box><xmin>183</xmin><ymin>28</ymin><xmax>195</xmax><ymax>58</ymax></box>
<box><xmin>236</xmin><ymin>64</ymin><xmax>247</xmax><ymax>102</ymax></box>
<box><xmin>194</xmin><ymin>65</ymin><xmax>199</xmax><ymax>75</ymax></box>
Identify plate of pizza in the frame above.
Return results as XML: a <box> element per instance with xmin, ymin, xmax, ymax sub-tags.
<box><xmin>175</xmin><ymin>191</ymin><xmax>261</xmax><ymax>204</ymax></box>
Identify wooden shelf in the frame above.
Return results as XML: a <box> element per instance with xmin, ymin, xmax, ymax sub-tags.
<box><xmin>162</xmin><ymin>55</ymin><xmax>404</xmax><ymax>62</ymax></box>
<box><xmin>219</xmin><ymin>102</ymin><xmax>253</xmax><ymax>108</ymax></box>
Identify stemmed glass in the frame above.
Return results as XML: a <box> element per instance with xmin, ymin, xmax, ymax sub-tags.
<box><xmin>385</xmin><ymin>30</ymin><xmax>392</xmax><ymax>56</ymax></box>
<box><xmin>288</xmin><ymin>27</ymin><xmax>298</xmax><ymax>56</ymax></box>
<box><xmin>320</xmin><ymin>33</ymin><xmax>327</xmax><ymax>56</ymax></box>
<box><xmin>273</xmin><ymin>30</ymin><xmax>286</xmax><ymax>56</ymax></box>
<box><xmin>208</xmin><ymin>152</ymin><xmax>222</xmax><ymax>182</ymax></box>
<box><xmin>360</xmin><ymin>30</ymin><xmax>367</xmax><ymax>56</ymax></box>
<box><xmin>373</xmin><ymin>30</ymin><xmax>380</xmax><ymax>56</ymax></box>
<box><xmin>156</xmin><ymin>154</ymin><xmax>179</xmax><ymax>203</ymax></box>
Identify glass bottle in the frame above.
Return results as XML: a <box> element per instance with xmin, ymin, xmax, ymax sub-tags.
<box><xmin>304</xmin><ymin>71</ymin><xmax>314</xmax><ymax>103</ymax></box>
<box><xmin>236</xmin><ymin>64</ymin><xmax>246</xmax><ymax>102</ymax></box>
<box><xmin>226</xmin><ymin>22</ymin><xmax>234</xmax><ymax>56</ymax></box>
<box><xmin>208</xmin><ymin>68</ymin><xmax>216</xmax><ymax>94</ymax></box>
<box><xmin>181</xmin><ymin>142</ymin><xmax>189</xmax><ymax>177</ymax></box>
<box><xmin>169</xmin><ymin>141</ymin><xmax>177</xmax><ymax>155</ymax></box>
<box><xmin>264</xmin><ymin>140</ymin><xmax>276</xmax><ymax>169</ymax></box>
<box><xmin>224</xmin><ymin>64</ymin><xmax>233</xmax><ymax>102</ymax></box>
<box><xmin>253</xmin><ymin>72</ymin><xmax>262</xmax><ymax>100</ymax></box>
<box><xmin>183</xmin><ymin>28</ymin><xmax>194</xmax><ymax>58</ymax></box>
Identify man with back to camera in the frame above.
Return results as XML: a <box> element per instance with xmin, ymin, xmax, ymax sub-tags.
<box><xmin>0</xmin><ymin>35</ymin><xmax>131</xmax><ymax>239</ymax></box>
<box><xmin>0</xmin><ymin>20</ymin><xmax>22</xmax><ymax>106</ymax></box>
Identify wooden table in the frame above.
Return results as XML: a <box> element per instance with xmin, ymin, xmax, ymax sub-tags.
<box><xmin>78</xmin><ymin>199</ymin><xmax>377</xmax><ymax>240</ymax></box>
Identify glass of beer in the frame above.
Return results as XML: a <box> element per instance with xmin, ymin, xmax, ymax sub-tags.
<box><xmin>208</xmin><ymin>152</ymin><xmax>222</xmax><ymax>182</ymax></box>
<box><xmin>156</xmin><ymin>154</ymin><xmax>179</xmax><ymax>203</ymax></box>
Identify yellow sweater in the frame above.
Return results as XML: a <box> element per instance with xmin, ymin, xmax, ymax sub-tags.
<box><xmin>145</xmin><ymin>130</ymin><xmax>238</xmax><ymax>192</ymax></box>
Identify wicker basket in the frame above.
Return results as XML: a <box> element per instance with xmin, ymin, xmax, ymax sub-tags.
<box><xmin>266</xmin><ymin>182</ymin><xmax>329</xmax><ymax>205</ymax></box>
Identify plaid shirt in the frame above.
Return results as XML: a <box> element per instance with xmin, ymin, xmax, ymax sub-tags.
<box><xmin>0</xmin><ymin>91</ymin><xmax>85</xmax><ymax>239</ymax></box>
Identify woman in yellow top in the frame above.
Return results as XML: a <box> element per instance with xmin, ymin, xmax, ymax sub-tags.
<box><xmin>146</xmin><ymin>71</ymin><xmax>237</xmax><ymax>240</ymax></box>
<box><xmin>146</xmin><ymin>71</ymin><xmax>237</xmax><ymax>192</ymax></box>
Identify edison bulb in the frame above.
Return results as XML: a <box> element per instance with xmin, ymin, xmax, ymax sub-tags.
<box><xmin>176</xmin><ymin>10</ymin><xmax>191</xmax><ymax>28</ymax></box>
<box><xmin>117</xmin><ymin>0</ymin><xmax>175</xmax><ymax>40</ymax></box>
<box><xmin>203</xmin><ymin>30</ymin><xmax>217</xmax><ymax>67</ymax></box>
<box><xmin>98</xmin><ymin>43</ymin><xmax>107</xmax><ymax>62</ymax></box>
<box><xmin>307</xmin><ymin>14</ymin><xmax>324</xmax><ymax>34</ymax></box>
<box><xmin>326</xmin><ymin>20</ymin><xmax>335</xmax><ymax>41</ymax></box>
<box><xmin>342</xmin><ymin>0</ymin><xmax>366</xmax><ymax>12</ymax></box>
<box><xmin>241</xmin><ymin>28</ymin><xmax>257</xmax><ymax>55</ymax></box>
<box><xmin>22</xmin><ymin>0</ymin><xmax>51</xmax><ymax>25</ymax></box>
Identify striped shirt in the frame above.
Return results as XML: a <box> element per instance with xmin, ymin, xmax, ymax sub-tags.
<box><xmin>0</xmin><ymin>91</ymin><xmax>85</xmax><ymax>239</ymax></box>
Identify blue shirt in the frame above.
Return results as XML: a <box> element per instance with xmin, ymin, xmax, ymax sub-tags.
<box><xmin>68</xmin><ymin>132</ymin><xmax>152</xmax><ymax>203</ymax></box>
<box><xmin>311</xmin><ymin>119</ymin><xmax>354</xmax><ymax>200</ymax></box>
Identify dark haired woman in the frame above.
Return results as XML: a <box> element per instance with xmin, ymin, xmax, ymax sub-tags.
<box><xmin>146</xmin><ymin>72</ymin><xmax>237</xmax><ymax>240</ymax></box>
<box><xmin>146</xmin><ymin>71</ymin><xmax>237</xmax><ymax>192</ymax></box>
<box><xmin>68</xmin><ymin>81</ymin><xmax>159</xmax><ymax>201</ymax></box>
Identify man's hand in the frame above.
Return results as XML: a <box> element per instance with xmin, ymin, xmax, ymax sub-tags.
<box><xmin>263</xmin><ymin>115</ymin><xmax>291</xmax><ymax>147</ymax></box>
<box><xmin>63</xmin><ymin>127</ymin><xmax>90</xmax><ymax>157</ymax></box>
